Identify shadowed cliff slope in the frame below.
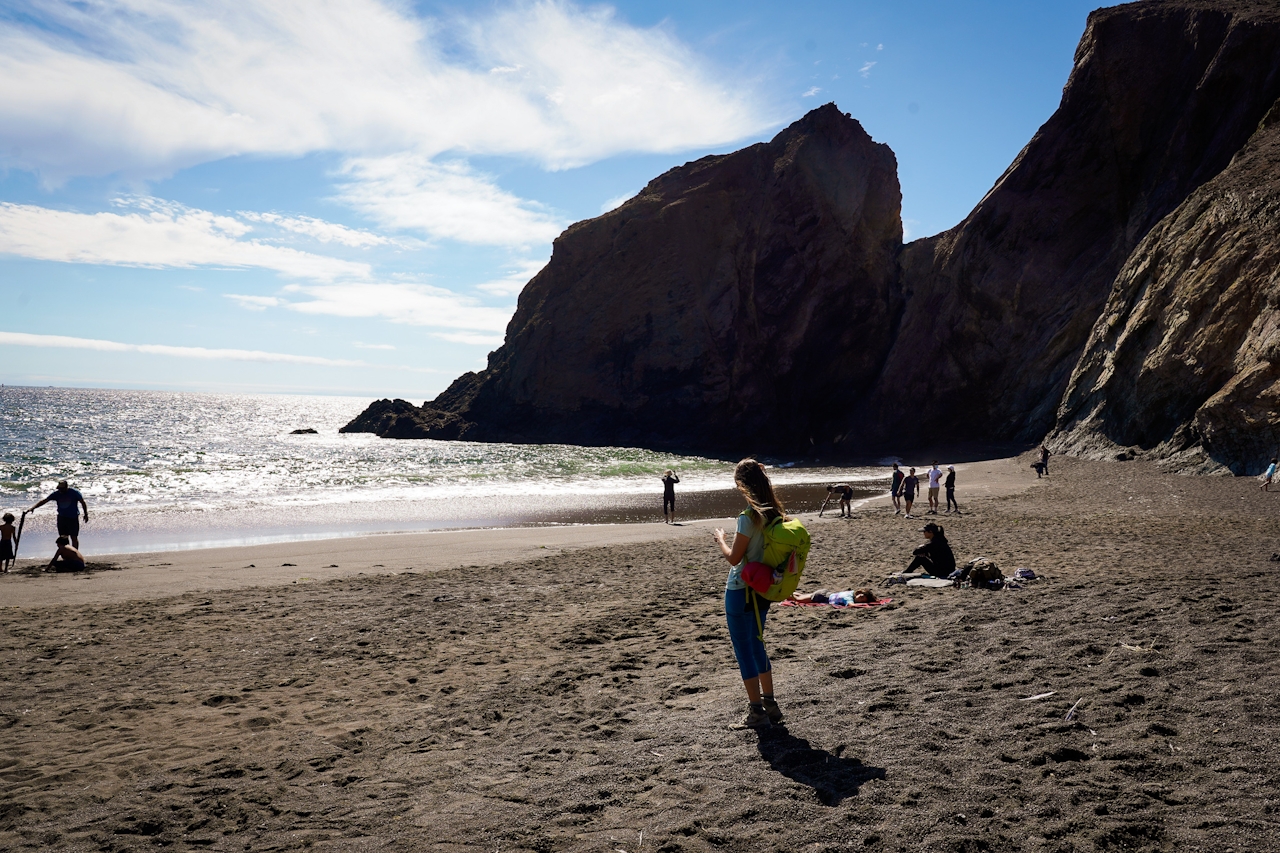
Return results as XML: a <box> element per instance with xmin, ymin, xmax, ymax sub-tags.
<box><xmin>852</xmin><ymin>0</ymin><xmax>1280</xmax><ymax>454</ymax></box>
<box><xmin>346</xmin><ymin>0</ymin><xmax>1280</xmax><ymax>470</ymax></box>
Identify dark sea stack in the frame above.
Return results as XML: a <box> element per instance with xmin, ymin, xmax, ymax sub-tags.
<box><xmin>851</xmin><ymin>0</ymin><xmax>1280</xmax><ymax>453</ymax></box>
<box><xmin>1052</xmin><ymin>105</ymin><xmax>1280</xmax><ymax>473</ymax></box>
<box><xmin>345</xmin><ymin>104</ymin><xmax>903</xmax><ymax>454</ymax></box>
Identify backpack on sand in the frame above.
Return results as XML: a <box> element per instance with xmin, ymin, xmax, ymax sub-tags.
<box><xmin>740</xmin><ymin>514</ymin><xmax>811</xmax><ymax>639</ymax></box>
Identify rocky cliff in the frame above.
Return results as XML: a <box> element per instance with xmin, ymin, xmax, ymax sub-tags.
<box><xmin>345</xmin><ymin>105</ymin><xmax>904</xmax><ymax>454</ymax></box>
<box><xmin>1051</xmin><ymin>105</ymin><xmax>1280</xmax><ymax>473</ymax></box>
<box><xmin>345</xmin><ymin>0</ymin><xmax>1280</xmax><ymax>472</ymax></box>
<box><xmin>852</xmin><ymin>0</ymin><xmax>1280</xmax><ymax>456</ymax></box>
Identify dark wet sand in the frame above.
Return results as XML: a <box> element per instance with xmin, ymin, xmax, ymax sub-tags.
<box><xmin>3</xmin><ymin>453</ymin><xmax>1278</xmax><ymax>851</ymax></box>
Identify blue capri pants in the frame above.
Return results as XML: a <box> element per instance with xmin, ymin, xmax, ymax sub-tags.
<box><xmin>724</xmin><ymin>586</ymin><xmax>771</xmax><ymax>681</ymax></box>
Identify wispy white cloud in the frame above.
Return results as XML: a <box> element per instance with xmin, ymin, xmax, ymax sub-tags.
<box><xmin>802</xmin><ymin>86</ymin><xmax>821</xmax><ymax>98</ymax></box>
<box><xmin>433</xmin><ymin>331</ymin><xmax>505</xmax><ymax>347</ymax></box>
<box><xmin>281</xmin><ymin>282</ymin><xmax>513</xmax><ymax>332</ymax></box>
<box><xmin>599</xmin><ymin>192</ymin><xmax>634</xmax><ymax>214</ymax></box>
<box><xmin>0</xmin><ymin>0</ymin><xmax>771</xmax><ymax>182</ymax></box>
<box><xmin>225</xmin><ymin>294</ymin><xmax>283</xmax><ymax>310</ymax></box>
<box><xmin>0</xmin><ymin>330</ymin><xmax>366</xmax><ymax>367</ymax></box>
<box><xmin>337</xmin><ymin>156</ymin><xmax>564</xmax><ymax>246</ymax></box>
<box><xmin>353</xmin><ymin>342</ymin><xmax>395</xmax><ymax>350</ymax></box>
<box><xmin>859</xmin><ymin>61</ymin><xmax>877</xmax><ymax>78</ymax></box>
<box><xmin>475</xmin><ymin>258</ymin><xmax>549</xmax><ymax>297</ymax></box>
<box><xmin>238</xmin><ymin>212</ymin><xmax>393</xmax><ymax>248</ymax></box>
<box><xmin>0</xmin><ymin>198</ymin><xmax>369</xmax><ymax>280</ymax></box>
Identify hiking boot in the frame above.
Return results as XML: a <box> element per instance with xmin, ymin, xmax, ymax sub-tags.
<box><xmin>761</xmin><ymin>696</ymin><xmax>784</xmax><ymax>724</ymax></box>
<box><xmin>739</xmin><ymin>705</ymin><xmax>771</xmax><ymax>729</ymax></box>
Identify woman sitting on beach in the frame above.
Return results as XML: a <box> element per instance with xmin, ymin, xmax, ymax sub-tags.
<box><xmin>712</xmin><ymin>459</ymin><xmax>786</xmax><ymax>730</ymax></box>
<box><xmin>46</xmin><ymin>536</ymin><xmax>86</xmax><ymax>572</ymax></box>
<box><xmin>905</xmin><ymin>522</ymin><xmax>955</xmax><ymax>577</ymax></box>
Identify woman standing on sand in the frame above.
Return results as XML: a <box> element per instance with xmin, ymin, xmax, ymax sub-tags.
<box><xmin>662</xmin><ymin>470</ymin><xmax>680</xmax><ymax>523</ymax></box>
<box><xmin>712</xmin><ymin>459</ymin><xmax>785</xmax><ymax>729</ymax></box>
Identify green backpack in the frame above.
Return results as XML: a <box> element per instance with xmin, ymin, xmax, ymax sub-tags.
<box><xmin>742</xmin><ymin>513</ymin><xmax>811</xmax><ymax>638</ymax></box>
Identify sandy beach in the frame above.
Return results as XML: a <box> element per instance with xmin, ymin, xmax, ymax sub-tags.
<box><xmin>3</xmin><ymin>453</ymin><xmax>1277</xmax><ymax>851</ymax></box>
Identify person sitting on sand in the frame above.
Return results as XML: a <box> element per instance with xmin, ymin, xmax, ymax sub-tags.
<box><xmin>1262</xmin><ymin>458</ymin><xmax>1277</xmax><ymax>492</ymax></box>
<box><xmin>905</xmin><ymin>522</ymin><xmax>955</xmax><ymax>577</ymax></box>
<box><xmin>791</xmin><ymin>588</ymin><xmax>877</xmax><ymax>605</ymax></box>
<box><xmin>662</xmin><ymin>470</ymin><xmax>680</xmax><ymax>523</ymax></box>
<box><xmin>903</xmin><ymin>468</ymin><xmax>919</xmax><ymax>518</ymax></box>
<box><xmin>819</xmin><ymin>484</ymin><xmax>853</xmax><ymax>518</ymax></box>
<box><xmin>1</xmin><ymin>513</ymin><xmax>15</xmax><ymax>573</ymax></box>
<box><xmin>46</xmin><ymin>536</ymin><xmax>86</xmax><ymax>572</ymax></box>
<box><xmin>713</xmin><ymin>458</ymin><xmax>787</xmax><ymax>730</ymax></box>
<box><xmin>30</xmin><ymin>480</ymin><xmax>89</xmax><ymax>550</ymax></box>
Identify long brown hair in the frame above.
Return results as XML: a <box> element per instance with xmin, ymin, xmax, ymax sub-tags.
<box><xmin>734</xmin><ymin>458</ymin><xmax>785</xmax><ymax>528</ymax></box>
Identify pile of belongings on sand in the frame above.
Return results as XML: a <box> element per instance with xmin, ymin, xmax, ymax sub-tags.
<box><xmin>886</xmin><ymin>559</ymin><xmax>1038</xmax><ymax>590</ymax></box>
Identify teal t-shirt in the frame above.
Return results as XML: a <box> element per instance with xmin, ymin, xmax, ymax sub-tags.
<box><xmin>725</xmin><ymin>511</ymin><xmax>765</xmax><ymax>591</ymax></box>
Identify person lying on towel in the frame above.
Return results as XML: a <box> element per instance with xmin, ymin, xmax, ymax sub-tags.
<box><xmin>791</xmin><ymin>588</ymin><xmax>878</xmax><ymax>605</ymax></box>
<box><xmin>906</xmin><ymin>522</ymin><xmax>955</xmax><ymax>576</ymax></box>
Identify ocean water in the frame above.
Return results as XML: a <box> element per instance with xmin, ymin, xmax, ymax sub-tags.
<box><xmin>0</xmin><ymin>386</ymin><xmax>886</xmax><ymax>554</ymax></box>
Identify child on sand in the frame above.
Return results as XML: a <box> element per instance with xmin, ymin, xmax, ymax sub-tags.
<box><xmin>712</xmin><ymin>459</ymin><xmax>787</xmax><ymax>729</ymax></box>
<box><xmin>46</xmin><ymin>536</ymin><xmax>85</xmax><ymax>572</ymax></box>
<box><xmin>1</xmin><ymin>513</ymin><xmax>15</xmax><ymax>573</ymax></box>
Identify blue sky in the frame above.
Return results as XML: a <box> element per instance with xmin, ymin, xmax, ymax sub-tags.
<box><xmin>0</xmin><ymin>0</ymin><xmax>1099</xmax><ymax>399</ymax></box>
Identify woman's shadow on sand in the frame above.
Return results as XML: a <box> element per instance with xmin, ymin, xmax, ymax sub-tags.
<box><xmin>756</xmin><ymin>726</ymin><xmax>886</xmax><ymax>806</ymax></box>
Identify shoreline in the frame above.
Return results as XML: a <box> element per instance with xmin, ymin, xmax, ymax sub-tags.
<box><xmin>0</xmin><ymin>456</ymin><xmax>1036</xmax><ymax>609</ymax></box>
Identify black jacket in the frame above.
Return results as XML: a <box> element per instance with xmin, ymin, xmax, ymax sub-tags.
<box><xmin>913</xmin><ymin>537</ymin><xmax>956</xmax><ymax>576</ymax></box>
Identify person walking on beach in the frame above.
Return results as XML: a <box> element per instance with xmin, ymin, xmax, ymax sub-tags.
<box><xmin>890</xmin><ymin>463</ymin><xmax>904</xmax><ymax>515</ymax></box>
<box><xmin>905</xmin><ymin>522</ymin><xmax>955</xmax><ymax>577</ymax></box>
<box><xmin>0</xmin><ymin>513</ymin><xmax>15</xmax><ymax>573</ymax></box>
<box><xmin>30</xmin><ymin>480</ymin><xmax>88</xmax><ymax>550</ymax></box>
<box><xmin>927</xmin><ymin>462</ymin><xmax>942</xmax><ymax>514</ymax></box>
<box><xmin>662</xmin><ymin>470</ymin><xmax>680</xmax><ymax>523</ymax></box>
<box><xmin>1039</xmin><ymin>445</ymin><xmax>1051</xmax><ymax>476</ymax></box>
<box><xmin>903</xmin><ymin>468</ymin><xmax>919</xmax><ymax>518</ymax></box>
<box><xmin>1262</xmin><ymin>458</ymin><xmax>1277</xmax><ymax>492</ymax></box>
<box><xmin>712</xmin><ymin>459</ymin><xmax>787</xmax><ymax>729</ymax></box>
<box><xmin>944</xmin><ymin>466</ymin><xmax>959</xmax><ymax>514</ymax></box>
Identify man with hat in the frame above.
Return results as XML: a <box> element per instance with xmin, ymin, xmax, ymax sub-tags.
<box><xmin>30</xmin><ymin>480</ymin><xmax>89</xmax><ymax>550</ymax></box>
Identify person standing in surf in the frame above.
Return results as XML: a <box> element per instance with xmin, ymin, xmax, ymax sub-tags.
<box><xmin>712</xmin><ymin>459</ymin><xmax>786</xmax><ymax>729</ymax></box>
<box><xmin>30</xmin><ymin>480</ymin><xmax>89</xmax><ymax>550</ymax></box>
<box><xmin>661</xmin><ymin>470</ymin><xmax>680</xmax><ymax>524</ymax></box>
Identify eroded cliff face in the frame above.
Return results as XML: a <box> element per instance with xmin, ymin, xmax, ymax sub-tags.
<box><xmin>346</xmin><ymin>105</ymin><xmax>904</xmax><ymax>455</ymax></box>
<box><xmin>345</xmin><ymin>0</ymin><xmax>1280</xmax><ymax>471</ymax></box>
<box><xmin>1050</xmin><ymin>107</ymin><xmax>1280</xmax><ymax>474</ymax></box>
<box><xmin>849</xmin><ymin>0</ymin><xmax>1280</xmax><ymax>453</ymax></box>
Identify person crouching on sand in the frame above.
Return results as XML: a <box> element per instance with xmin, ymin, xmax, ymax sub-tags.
<box><xmin>905</xmin><ymin>522</ymin><xmax>955</xmax><ymax>577</ymax></box>
<box><xmin>46</xmin><ymin>536</ymin><xmax>85</xmax><ymax>572</ymax></box>
<box><xmin>712</xmin><ymin>459</ymin><xmax>786</xmax><ymax>730</ymax></box>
